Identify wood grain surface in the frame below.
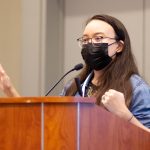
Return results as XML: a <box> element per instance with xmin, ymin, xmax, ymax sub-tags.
<box><xmin>79</xmin><ymin>104</ymin><xmax>150</xmax><ymax>150</ymax></box>
<box><xmin>44</xmin><ymin>103</ymin><xmax>77</xmax><ymax>150</ymax></box>
<box><xmin>0</xmin><ymin>103</ymin><xmax>41</xmax><ymax>150</ymax></box>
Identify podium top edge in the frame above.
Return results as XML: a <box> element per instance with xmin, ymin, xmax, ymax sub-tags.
<box><xmin>0</xmin><ymin>96</ymin><xmax>96</xmax><ymax>104</ymax></box>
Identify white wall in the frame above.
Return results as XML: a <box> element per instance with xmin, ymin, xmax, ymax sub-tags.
<box><xmin>45</xmin><ymin>0</ymin><xmax>64</xmax><ymax>96</ymax></box>
<box><xmin>21</xmin><ymin>0</ymin><xmax>46</xmax><ymax>96</ymax></box>
<box><xmin>144</xmin><ymin>0</ymin><xmax>150</xmax><ymax>82</ymax></box>
<box><xmin>0</xmin><ymin>0</ymin><xmax>21</xmax><ymax>96</ymax></box>
<box><xmin>1</xmin><ymin>0</ymin><xmax>150</xmax><ymax>97</ymax></box>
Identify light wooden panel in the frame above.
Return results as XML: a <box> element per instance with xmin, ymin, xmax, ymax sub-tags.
<box><xmin>79</xmin><ymin>104</ymin><xmax>150</xmax><ymax>150</ymax></box>
<box><xmin>0</xmin><ymin>104</ymin><xmax>41</xmax><ymax>150</ymax></box>
<box><xmin>44</xmin><ymin>103</ymin><xmax>77</xmax><ymax>150</ymax></box>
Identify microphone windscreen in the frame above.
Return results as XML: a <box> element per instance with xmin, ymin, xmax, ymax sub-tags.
<box><xmin>74</xmin><ymin>63</ymin><xmax>83</xmax><ymax>71</ymax></box>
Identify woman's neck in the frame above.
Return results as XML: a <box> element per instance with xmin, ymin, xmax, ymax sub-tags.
<box><xmin>92</xmin><ymin>70</ymin><xmax>103</xmax><ymax>86</ymax></box>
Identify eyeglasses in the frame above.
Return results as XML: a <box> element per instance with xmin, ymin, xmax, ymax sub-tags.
<box><xmin>77</xmin><ymin>36</ymin><xmax>117</xmax><ymax>48</ymax></box>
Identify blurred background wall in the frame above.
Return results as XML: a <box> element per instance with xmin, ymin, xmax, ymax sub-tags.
<box><xmin>0</xmin><ymin>0</ymin><xmax>150</xmax><ymax>96</ymax></box>
<box><xmin>0</xmin><ymin>0</ymin><xmax>21</xmax><ymax>96</ymax></box>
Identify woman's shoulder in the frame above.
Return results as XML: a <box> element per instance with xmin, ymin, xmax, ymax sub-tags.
<box><xmin>130</xmin><ymin>74</ymin><xmax>150</xmax><ymax>128</ymax></box>
<box><xmin>130</xmin><ymin>74</ymin><xmax>150</xmax><ymax>112</ymax></box>
<box><xmin>59</xmin><ymin>80</ymin><xmax>73</xmax><ymax>96</ymax></box>
<box><xmin>130</xmin><ymin>74</ymin><xmax>150</xmax><ymax>92</ymax></box>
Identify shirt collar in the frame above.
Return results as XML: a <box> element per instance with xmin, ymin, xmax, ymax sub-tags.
<box><xmin>82</xmin><ymin>71</ymin><xmax>94</xmax><ymax>97</ymax></box>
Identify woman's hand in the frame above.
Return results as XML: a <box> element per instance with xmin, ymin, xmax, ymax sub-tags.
<box><xmin>0</xmin><ymin>64</ymin><xmax>11</xmax><ymax>91</ymax></box>
<box><xmin>0</xmin><ymin>64</ymin><xmax>20</xmax><ymax>97</ymax></box>
<box><xmin>101</xmin><ymin>89</ymin><xmax>150</xmax><ymax>132</ymax></box>
<box><xmin>101</xmin><ymin>89</ymin><xmax>132</xmax><ymax>121</ymax></box>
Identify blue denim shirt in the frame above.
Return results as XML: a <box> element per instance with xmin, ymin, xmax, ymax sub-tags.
<box><xmin>130</xmin><ymin>74</ymin><xmax>150</xmax><ymax>128</ymax></box>
<box><xmin>60</xmin><ymin>73</ymin><xmax>150</xmax><ymax>128</ymax></box>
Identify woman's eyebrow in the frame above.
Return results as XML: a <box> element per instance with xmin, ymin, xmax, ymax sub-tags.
<box><xmin>82</xmin><ymin>34</ymin><xmax>88</xmax><ymax>37</ymax></box>
<box><xmin>94</xmin><ymin>32</ymin><xmax>105</xmax><ymax>36</ymax></box>
<box><xmin>83</xmin><ymin>32</ymin><xmax>105</xmax><ymax>37</ymax></box>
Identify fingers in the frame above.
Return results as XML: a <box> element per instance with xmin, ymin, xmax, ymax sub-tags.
<box><xmin>101</xmin><ymin>89</ymin><xmax>131</xmax><ymax>121</ymax></box>
<box><xmin>0</xmin><ymin>64</ymin><xmax>9</xmax><ymax>81</ymax></box>
<box><xmin>0</xmin><ymin>64</ymin><xmax>11</xmax><ymax>90</ymax></box>
<box><xmin>0</xmin><ymin>74</ymin><xmax>10</xmax><ymax>84</ymax></box>
<box><xmin>101</xmin><ymin>95</ymin><xmax>106</xmax><ymax>103</ymax></box>
<box><xmin>0</xmin><ymin>64</ymin><xmax>5</xmax><ymax>75</ymax></box>
<box><xmin>101</xmin><ymin>89</ymin><xmax>113</xmax><ymax>103</ymax></box>
<box><xmin>101</xmin><ymin>89</ymin><xmax>124</xmax><ymax>105</ymax></box>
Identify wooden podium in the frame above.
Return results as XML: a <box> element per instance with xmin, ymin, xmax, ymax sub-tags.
<box><xmin>0</xmin><ymin>97</ymin><xmax>150</xmax><ymax>150</ymax></box>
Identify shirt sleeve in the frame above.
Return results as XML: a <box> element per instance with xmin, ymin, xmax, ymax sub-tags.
<box><xmin>130</xmin><ymin>81</ymin><xmax>150</xmax><ymax>128</ymax></box>
<box><xmin>59</xmin><ymin>80</ymin><xmax>73</xmax><ymax>96</ymax></box>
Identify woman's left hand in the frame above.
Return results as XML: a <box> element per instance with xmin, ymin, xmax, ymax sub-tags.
<box><xmin>101</xmin><ymin>89</ymin><xmax>132</xmax><ymax>121</ymax></box>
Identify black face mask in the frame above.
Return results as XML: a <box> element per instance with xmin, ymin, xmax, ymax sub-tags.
<box><xmin>81</xmin><ymin>43</ymin><xmax>113</xmax><ymax>70</ymax></box>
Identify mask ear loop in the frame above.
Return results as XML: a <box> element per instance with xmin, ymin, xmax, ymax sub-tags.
<box><xmin>108</xmin><ymin>41</ymin><xmax>117</xmax><ymax>46</ymax></box>
<box><xmin>108</xmin><ymin>35</ymin><xmax>120</xmax><ymax>46</ymax></box>
<box><xmin>108</xmin><ymin>41</ymin><xmax>119</xmax><ymax>58</ymax></box>
<box><xmin>108</xmin><ymin>36</ymin><xmax>121</xmax><ymax>57</ymax></box>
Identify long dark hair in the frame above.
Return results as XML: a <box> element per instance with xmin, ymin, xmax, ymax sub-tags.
<box><xmin>65</xmin><ymin>14</ymin><xmax>139</xmax><ymax>107</ymax></box>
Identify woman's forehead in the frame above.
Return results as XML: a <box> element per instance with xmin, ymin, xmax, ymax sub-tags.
<box><xmin>83</xmin><ymin>20</ymin><xmax>116</xmax><ymax>37</ymax></box>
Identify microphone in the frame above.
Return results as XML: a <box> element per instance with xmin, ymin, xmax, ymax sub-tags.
<box><xmin>45</xmin><ymin>63</ymin><xmax>83</xmax><ymax>96</ymax></box>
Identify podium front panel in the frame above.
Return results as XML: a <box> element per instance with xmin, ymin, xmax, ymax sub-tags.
<box><xmin>79</xmin><ymin>104</ymin><xmax>150</xmax><ymax>150</ymax></box>
<box><xmin>0</xmin><ymin>103</ymin><xmax>41</xmax><ymax>150</ymax></box>
<box><xmin>44</xmin><ymin>103</ymin><xmax>77</xmax><ymax>150</ymax></box>
<box><xmin>0</xmin><ymin>97</ymin><xmax>150</xmax><ymax>150</ymax></box>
